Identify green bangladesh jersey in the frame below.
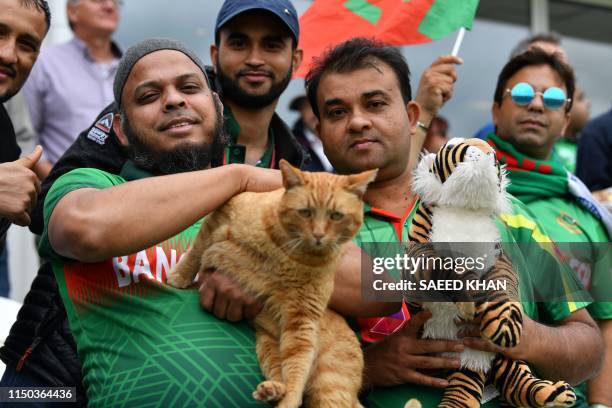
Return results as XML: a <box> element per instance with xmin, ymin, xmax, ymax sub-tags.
<box><xmin>352</xmin><ymin>194</ymin><xmax>590</xmax><ymax>408</ymax></box>
<box><xmin>39</xmin><ymin>163</ymin><xmax>265</xmax><ymax>408</ymax></box>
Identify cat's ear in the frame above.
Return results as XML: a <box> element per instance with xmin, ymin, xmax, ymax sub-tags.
<box><xmin>280</xmin><ymin>159</ymin><xmax>305</xmax><ymax>189</ymax></box>
<box><xmin>346</xmin><ymin>169</ymin><xmax>378</xmax><ymax>198</ymax></box>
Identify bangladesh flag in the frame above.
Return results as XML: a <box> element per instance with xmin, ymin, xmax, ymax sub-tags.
<box><xmin>296</xmin><ymin>0</ymin><xmax>480</xmax><ymax>77</ymax></box>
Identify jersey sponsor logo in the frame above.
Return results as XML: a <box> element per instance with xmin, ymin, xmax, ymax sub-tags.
<box><xmin>87</xmin><ymin>113</ymin><xmax>114</xmax><ymax>145</ymax></box>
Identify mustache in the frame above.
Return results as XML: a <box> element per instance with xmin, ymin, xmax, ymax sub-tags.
<box><xmin>0</xmin><ymin>63</ymin><xmax>16</xmax><ymax>78</ymax></box>
<box><xmin>236</xmin><ymin>68</ymin><xmax>274</xmax><ymax>79</ymax></box>
<box><xmin>157</xmin><ymin>111</ymin><xmax>202</xmax><ymax>131</ymax></box>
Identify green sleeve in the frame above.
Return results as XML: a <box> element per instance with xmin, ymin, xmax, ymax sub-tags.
<box><xmin>38</xmin><ymin>168</ymin><xmax>123</xmax><ymax>261</ymax></box>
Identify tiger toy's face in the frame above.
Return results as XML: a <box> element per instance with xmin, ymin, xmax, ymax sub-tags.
<box><xmin>412</xmin><ymin>138</ymin><xmax>510</xmax><ymax>213</ymax></box>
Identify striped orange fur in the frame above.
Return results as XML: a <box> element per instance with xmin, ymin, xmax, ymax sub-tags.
<box><xmin>168</xmin><ymin>160</ymin><xmax>375</xmax><ymax>407</ymax></box>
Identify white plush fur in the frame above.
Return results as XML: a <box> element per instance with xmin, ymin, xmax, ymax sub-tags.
<box><xmin>431</xmin><ymin>207</ymin><xmax>500</xmax><ymax>274</ymax></box>
<box><xmin>413</xmin><ymin>149</ymin><xmax>511</xmax><ymax>215</ymax></box>
<box><xmin>422</xmin><ymin>302</ymin><xmax>495</xmax><ymax>373</ymax></box>
<box><xmin>413</xmin><ymin>140</ymin><xmax>511</xmax><ymax>374</ymax></box>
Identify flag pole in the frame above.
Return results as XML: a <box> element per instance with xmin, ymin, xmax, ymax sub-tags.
<box><xmin>451</xmin><ymin>27</ymin><xmax>466</xmax><ymax>57</ymax></box>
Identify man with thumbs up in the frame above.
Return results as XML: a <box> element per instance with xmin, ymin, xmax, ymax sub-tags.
<box><xmin>0</xmin><ymin>0</ymin><xmax>51</xmax><ymax>293</ymax></box>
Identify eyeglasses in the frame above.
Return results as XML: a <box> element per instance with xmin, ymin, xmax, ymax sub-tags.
<box><xmin>505</xmin><ymin>82</ymin><xmax>571</xmax><ymax>110</ymax></box>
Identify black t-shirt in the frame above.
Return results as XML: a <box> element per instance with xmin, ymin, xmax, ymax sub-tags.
<box><xmin>1</xmin><ymin>104</ymin><xmax>21</xmax><ymax>247</ymax></box>
<box><xmin>0</xmin><ymin>104</ymin><xmax>20</xmax><ymax>163</ymax></box>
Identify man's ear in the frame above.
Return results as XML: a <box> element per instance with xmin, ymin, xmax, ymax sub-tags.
<box><xmin>560</xmin><ymin>111</ymin><xmax>571</xmax><ymax>137</ymax></box>
<box><xmin>492</xmin><ymin>102</ymin><xmax>500</xmax><ymax>126</ymax></box>
<box><xmin>210</xmin><ymin>44</ymin><xmax>218</xmax><ymax>73</ymax></box>
<box><xmin>406</xmin><ymin>100</ymin><xmax>421</xmax><ymax>131</ymax></box>
<box><xmin>292</xmin><ymin>48</ymin><xmax>304</xmax><ymax>75</ymax></box>
<box><xmin>113</xmin><ymin>113</ymin><xmax>129</xmax><ymax>147</ymax></box>
<box><xmin>212</xmin><ymin>91</ymin><xmax>223</xmax><ymax>111</ymax></box>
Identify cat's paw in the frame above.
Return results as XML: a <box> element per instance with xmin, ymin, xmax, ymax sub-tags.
<box><xmin>252</xmin><ymin>380</ymin><xmax>286</xmax><ymax>403</ymax></box>
<box><xmin>165</xmin><ymin>270</ymin><xmax>193</xmax><ymax>289</ymax></box>
<box><xmin>533</xmin><ymin>381</ymin><xmax>576</xmax><ymax>407</ymax></box>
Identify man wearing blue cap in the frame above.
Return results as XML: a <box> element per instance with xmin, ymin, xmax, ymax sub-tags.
<box><xmin>211</xmin><ymin>0</ymin><xmax>305</xmax><ymax>168</ymax></box>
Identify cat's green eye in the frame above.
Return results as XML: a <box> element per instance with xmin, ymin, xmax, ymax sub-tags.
<box><xmin>298</xmin><ymin>208</ymin><xmax>312</xmax><ymax>218</ymax></box>
<box><xmin>329</xmin><ymin>211</ymin><xmax>344</xmax><ymax>221</ymax></box>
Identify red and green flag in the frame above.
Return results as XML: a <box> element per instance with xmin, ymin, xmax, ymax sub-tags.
<box><xmin>296</xmin><ymin>0</ymin><xmax>480</xmax><ymax>77</ymax></box>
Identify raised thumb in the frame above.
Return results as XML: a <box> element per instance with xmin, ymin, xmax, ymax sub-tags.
<box><xmin>16</xmin><ymin>145</ymin><xmax>43</xmax><ymax>169</ymax></box>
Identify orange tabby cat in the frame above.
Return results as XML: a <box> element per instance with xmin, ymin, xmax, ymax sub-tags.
<box><xmin>167</xmin><ymin>160</ymin><xmax>376</xmax><ymax>408</ymax></box>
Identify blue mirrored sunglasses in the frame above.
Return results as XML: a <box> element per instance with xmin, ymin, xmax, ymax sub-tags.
<box><xmin>505</xmin><ymin>82</ymin><xmax>570</xmax><ymax>110</ymax></box>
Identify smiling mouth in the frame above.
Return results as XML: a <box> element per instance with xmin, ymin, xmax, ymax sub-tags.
<box><xmin>239</xmin><ymin>71</ymin><xmax>273</xmax><ymax>82</ymax></box>
<box><xmin>167</xmin><ymin>121</ymin><xmax>193</xmax><ymax>129</ymax></box>
<box><xmin>160</xmin><ymin>117</ymin><xmax>199</xmax><ymax>131</ymax></box>
<box><xmin>0</xmin><ymin>67</ymin><xmax>16</xmax><ymax>79</ymax></box>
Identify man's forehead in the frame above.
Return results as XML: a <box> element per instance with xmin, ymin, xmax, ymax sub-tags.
<box><xmin>128</xmin><ymin>50</ymin><xmax>206</xmax><ymax>85</ymax></box>
<box><xmin>319</xmin><ymin>64</ymin><xmax>396</xmax><ymax>100</ymax></box>
<box><xmin>509</xmin><ymin>64</ymin><xmax>565</xmax><ymax>89</ymax></box>
<box><xmin>0</xmin><ymin>0</ymin><xmax>46</xmax><ymax>41</ymax></box>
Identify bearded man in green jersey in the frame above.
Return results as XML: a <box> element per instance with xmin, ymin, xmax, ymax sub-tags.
<box><xmin>487</xmin><ymin>48</ymin><xmax>612</xmax><ymax>407</ymax></box>
<box><xmin>38</xmin><ymin>39</ymin><xmax>285</xmax><ymax>407</ymax></box>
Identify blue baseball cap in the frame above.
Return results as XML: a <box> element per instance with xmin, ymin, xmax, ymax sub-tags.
<box><xmin>215</xmin><ymin>0</ymin><xmax>300</xmax><ymax>43</ymax></box>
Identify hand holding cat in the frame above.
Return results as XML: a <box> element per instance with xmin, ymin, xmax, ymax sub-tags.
<box><xmin>198</xmin><ymin>270</ymin><xmax>263</xmax><ymax>322</ymax></box>
<box><xmin>363</xmin><ymin>310</ymin><xmax>464</xmax><ymax>389</ymax></box>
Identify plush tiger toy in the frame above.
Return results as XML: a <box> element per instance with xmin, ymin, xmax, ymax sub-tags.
<box><xmin>403</xmin><ymin>138</ymin><xmax>576</xmax><ymax>408</ymax></box>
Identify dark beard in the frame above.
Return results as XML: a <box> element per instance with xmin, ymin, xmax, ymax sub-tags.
<box><xmin>216</xmin><ymin>59</ymin><xmax>293</xmax><ymax>109</ymax></box>
<box><xmin>123</xmin><ymin>101</ymin><xmax>226</xmax><ymax>175</ymax></box>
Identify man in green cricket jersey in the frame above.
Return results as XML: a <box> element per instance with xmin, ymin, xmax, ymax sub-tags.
<box><xmin>304</xmin><ymin>37</ymin><xmax>602</xmax><ymax>408</ymax></box>
<box><xmin>488</xmin><ymin>48</ymin><xmax>612</xmax><ymax>407</ymax></box>
<box><xmin>38</xmin><ymin>39</ymin><xmax>286</xmax><ymax>407</ymax></box>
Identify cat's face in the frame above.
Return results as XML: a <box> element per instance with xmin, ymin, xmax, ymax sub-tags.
<box><xmin>278</xmin><ymin>160</ymin><xmax>377</xmax><ymax>256</ymax></box>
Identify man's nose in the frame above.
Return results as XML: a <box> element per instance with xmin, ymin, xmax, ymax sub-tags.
<box><xmin>348</xmin><ymin>110</ymin><xmax>373</xmax><ymax>132</ymax></box>
<box><xmin>527</xmin><ymin>93</ymin><xmax>545</xmax><ymax>112</ymax></box>
<box><xmin>163</xmin><ymin>88</ymin><xmax>187</xmax><ymax>111</ymax></box>
<box><xmin>0</xmin><ymin>39</ymin><xmax>18</xmax><ymax>66</ymax></box>
<box><xmin>245</xmin><ymin>46</ymin><xmax>265</xmax><ymax>67</ymax></box>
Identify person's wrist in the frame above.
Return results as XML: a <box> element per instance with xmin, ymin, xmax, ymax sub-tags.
<box><xmin>513</xmin><ymin>313</ymin><xmax>536</xmax><ymax>361</ymax></box>
<box><xmin>229</xmin><ymin>163</ymin><xmax>248</xmax><ymax>194</ymax></box>
<box><xmin>417</xmin><ymin>111</ymin><xmax>435</xmax><ymax>132</ymax></box>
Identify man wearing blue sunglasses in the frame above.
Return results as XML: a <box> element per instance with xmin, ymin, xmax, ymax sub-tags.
<box><xmin>485</xmin><ymin>48</ymin><xmax>612</xmax><ymax>408</ymax></box>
